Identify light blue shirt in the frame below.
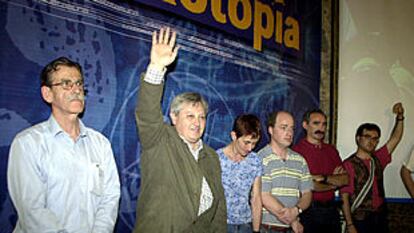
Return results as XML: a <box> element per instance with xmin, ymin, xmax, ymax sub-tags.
<box><xmin>216</xmin><ymin>148</ymin><xmax>263</xmax><ymax>224</ymax></box>
<box><xmin>7</xmin><ymin>115</ymin><xmax>120</xmax><ymax>233</ymax></box>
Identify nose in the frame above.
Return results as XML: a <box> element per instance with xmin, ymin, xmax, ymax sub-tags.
<box><xmin>193</xmin><ymin>117</ymin><xmax>200</xmax><ymax>127</ymax></box>
<box><xmin>71</xmin><ymin>84</ymin><xmax>84</xmax><ymax>94</ymax></box>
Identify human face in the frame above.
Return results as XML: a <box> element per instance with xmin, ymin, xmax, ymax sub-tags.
<box><xmin>268</xmin><ymin>112</ymin><xmax>294</xmax><ymax>149</ymax></box>
<box><xmin>170</xmin><ymin>102</ymin><xmax>206</xmax><ymax>147</ymax></box>
<box><xmin>41</xmin><ymin>65</ymin><xmax>85</xmax><ymax>118</ymax></box>
<box><xmin>303</xmin><ymin>113</ymin><xmax>327</xmax><ymax>144</ymax></box>
<box><xmin>356</xmin><ymin>129</ymin><xmax>380</xmax><ymax>154</ymax></box>
<box><xmin>231</xmin><ymin>133</ymin><xmax>260</xmax><ymax>157</ymax></box>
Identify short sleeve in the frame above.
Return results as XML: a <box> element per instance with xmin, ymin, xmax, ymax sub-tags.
<box><xmin>340</xmin><ymin>160</ymin><xmax>355</xmax><ymax>195</ymax></box>
<box><xmin>403</xmin><ymin>148</ymin><xmax>414</xmax><ymax>172</ymax></box>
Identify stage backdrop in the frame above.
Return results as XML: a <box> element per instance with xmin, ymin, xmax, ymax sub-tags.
<box><xmin>0</xmin><ymin>0</ymin><xmax>321</xmax><ymax>232</ymax></box>
<box><xmin>338</xmin><ymin>0</ymin><xmax>414</xmax><ymax>200</ymax></box>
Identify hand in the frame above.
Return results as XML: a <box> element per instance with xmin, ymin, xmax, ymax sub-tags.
<box><xmin>312</xmin><ymin>174</ymin><xmax>325</xmax><ymax>182</ymax></box>
<box><xmin>291</xmin><ymin>219</ymin><xmax>304</xmax><ymax>233</ymax></box>
<box><xmin>392</xmin><ymin>102</ymin><xmax>404</xmax><ymax>117</ymax></box>
<box><xmin>277</xmin><ymin>207</ymin><xmax>298</xmax><ymax>224</ymax></box>
<box><xmin>149</xmin><ymin>27</ymin><xmax>179</xmax><ymax>70</ymax></box>
<box><xmin>333</xmin><ymin>165</ymin><xmax>346</xmax><ymax>174</ymax></box>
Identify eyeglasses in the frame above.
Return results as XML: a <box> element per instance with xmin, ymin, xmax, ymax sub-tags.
<box><xmin>360</xmin><ymin>134</ymin><xmax>380</xmax><ymax>142</ymax></box>
<box><xmin>49</xmin><ymin>79</ymin><xmax>84</xmax><ymax>90</ymax></box>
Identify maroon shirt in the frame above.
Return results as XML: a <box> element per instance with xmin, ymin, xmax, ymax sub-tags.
<box><xmin>293</xmin><ymin>138</ymin><xmax>343</xmax><ymax>202</ymax></box>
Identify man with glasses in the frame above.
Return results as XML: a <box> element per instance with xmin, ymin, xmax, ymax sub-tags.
<box><xmin>7</xmin><ymin>57</ymin><xmax>121</xmax><ymax>233</ymax></box>
<box><xmin>340</xmin><ymin>103</ymin><xmax>404</xmax><ymax>233</ymax></box>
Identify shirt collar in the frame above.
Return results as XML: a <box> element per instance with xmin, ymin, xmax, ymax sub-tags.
<box><xmin>301</xmin><ymin>138</ymin><xmax>324</xmax><ymax>149</ymax></box>
<box><xmin>47</xmin><ymin>115</ymin><xmax>87</xmax><ymax>138</ymax></box>
<box><xmin>180</xmin><ymin>135</ymin><xmax>203</xmax><ymax>160</ymax></box>
<box><xmin>266</xmin><ymin>144</ymin><xmax>291</xmax><ymax>160</ymax></box>
<box><xmin>263</xmin><ymin>144</ymin><xmax>274</xmax><ymax>156</ymax></box>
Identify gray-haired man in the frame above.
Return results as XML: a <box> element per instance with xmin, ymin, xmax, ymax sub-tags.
<box><xmin>133</xmin><ymin>27</ymin><xmax>226</xmax><ymax>233</ymax></box>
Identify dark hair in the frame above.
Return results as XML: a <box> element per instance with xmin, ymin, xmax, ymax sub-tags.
<box><xmin>267</xmin><ymin>111</ymin><xmax>293</xmax><ymax>128</ymax></box>
<box><xmin>267</xmin><ymin>112</ymin><xmax>278</xmax><ymax>128</ymax></box>
<box><xmin>232</xmin><ymin>114</ymin><xmax>261</xmax><ymax>139</ymax></box>
<box><xmin>303</xmin><ymin>109</ymin><xmax>326</xmax><ymax>123</ymax></box>
<box><xmin>355</xmin><ymin>123</ymin><xmax>381</xmax><ymax>138</ymax></box>
<box><xmin>40</xmin><ymin>57</ymin><xmax>83</xmax><ymax>87</ymax></box>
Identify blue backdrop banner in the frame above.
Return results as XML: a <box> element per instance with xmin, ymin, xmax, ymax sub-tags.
<box><xmin>0</xmin><ymin>0</ymin><xmax>321</xmax><ymax>232</ymax></box>
<box><xmin>133</xmin><ymin>0</ymin><xmax>304</xmax><ymax>53</ymax></box>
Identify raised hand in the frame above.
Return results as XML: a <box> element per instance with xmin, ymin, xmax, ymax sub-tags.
<box><xmin>149</xmin><ymin>27</ymin><xmax>179</xmax><ymax>70</ymax></box>
<box><xmin>392</xmin><ymin>102</ymin><xmax>404</xmax><ymax>118</ymax></box>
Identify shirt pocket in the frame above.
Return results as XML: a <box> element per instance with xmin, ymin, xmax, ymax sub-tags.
<box><xmin>90</xmin><ymin>162</ymin><xmax>104</xmax><ymax>196</ymax></box>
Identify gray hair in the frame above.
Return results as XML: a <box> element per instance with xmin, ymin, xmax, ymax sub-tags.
<box><xmin>170</xmin><ymin>92</ymin><xmax>208</xmax><ymax>115</ymax></box>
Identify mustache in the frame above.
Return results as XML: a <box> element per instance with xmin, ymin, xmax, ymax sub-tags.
<box><xmin>315</xmin><ymin>130</ymin><xmax>325</xmax><ymax>135</ymax></box>
<box><xmin>67</xmin><ymin>93</ymin><xmax>85</xmax><ymax>101</ymax></box>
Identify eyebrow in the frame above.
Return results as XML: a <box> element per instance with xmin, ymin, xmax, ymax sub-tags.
<box><xmin>58</xmin><ymin>78</ymin><xmax>83</xmax><ymax>82</ymax></box>
<box><xmin>279</xmin><ymin>123</ymin><xmax>294</xmax><ymax>128</ymax></box>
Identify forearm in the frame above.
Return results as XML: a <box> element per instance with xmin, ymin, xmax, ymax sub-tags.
<box><xmin>135</xmin><ymin>75</ymin><xmax>165</xmax><ymax>148</ymax></box>
<box><xmin>296</xmin><ymin>191</ymin><xmax>312</xmax><ymax>210</ymax></box>
<box><xmin>341</xmin><ymin>193</ymin><xmax>353</xmax><ymax>224</ymax></box>
<box><xmin>312</xmin><ymin>171</ymin><xmax>349</xmax><ymax>191</ymax></box>
<box><xmin>251</xmin><ymin>177</ymin><xmax>262</xmax><ymax>231</ymax></box>
<box><xmin>401</xmin><ymin>166</ymin><xmax>414</xmax><ymax>198</ymax></box>
<box><xmin>312</xmin><ymin>182</ymin><xmax>337</xmax><ymax>192</ymax></box>
<box><xmin>386</xmin><ymin>116</ymin><xmax>404</xmax><ymax>154</ymax></box>
<box><xmin>262</xmin><ymin>192</ymin><xmax>284</xmax><ymax>216</ymax></box>
<box><xmin>327</xmin><ymin>173</ymin><xmax>349</xmax><ymax>186</ymax></box>
<box><xmin>136</xmin><ymin>74</ymin><xmax>164</xmax><ymax>123</ymax></box>
<box><xmin>251</xmin><ymin>195</ymin><xmax>262</xmax><ymax>231</ymax></box>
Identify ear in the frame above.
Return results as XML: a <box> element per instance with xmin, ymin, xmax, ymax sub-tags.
<box><xmin>268</xmin><ymin>126</ymin><xmax>273</xmax><ymax>136</ymax></box>
<box><xmin>169</xmin><ymin>112</ymin><xmax>177</xmax><ymax>125</ymax></box>
<box><xmin>230</xmin><ymin>131</ymin><xmax>237</xmax><ymax>141</ymax></box>
<box><xmin>302</xmin><ymin>121</ymin><xmax>308</xmax><ymax>130</ymax></box>
<box><xmin>41</xmin><ymin>86</ymin><xmax>53</xmax><ymax>104</ymax></box>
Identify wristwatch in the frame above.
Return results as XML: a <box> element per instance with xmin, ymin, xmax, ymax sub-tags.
<box><xmin>296</xmin><ymin>205</ymin><xmax>303</xmax><ymax>214</ymax></box>
<box><xmin>322</xmin><ymin>175</ymin><xmax>328</xmax><ymax>184</ymax></box>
